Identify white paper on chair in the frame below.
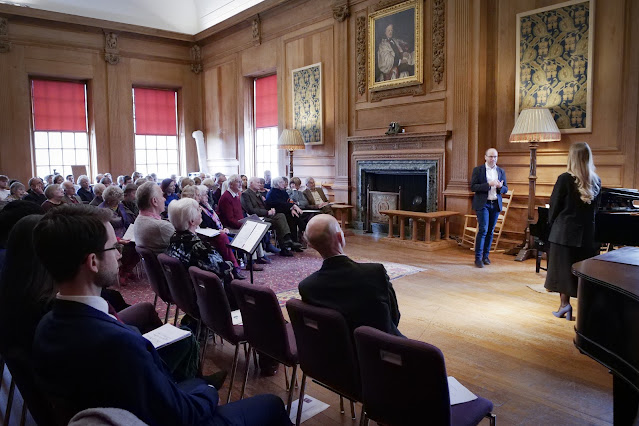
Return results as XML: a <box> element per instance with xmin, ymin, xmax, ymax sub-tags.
<box><xmin>231</xmin><ymin>310</ymin><xmax>242</xmax><ymax>325</ymax></box>
<box><xmin>143</xmin><ymin>324</ymin><xmax>191</xmax><ymax>349</ymax></box>
<box><xmin>196</xmin><ymin>227</ymin><xmax>221</xmax><ymax>238</ymax></box>
<box><xmin>448</xmin><ymin>377</ymin><xmax>478</xmax><ymax>405</ymax></box>
<box><xmin>288</xmin><ymin>395</ymin><xmax>329</xmax><ymax>423</ymax></box>
<box><xmin>123</xmin><ymin>223</ymin><xmax>136</xmax><ymax>242</ymax></box>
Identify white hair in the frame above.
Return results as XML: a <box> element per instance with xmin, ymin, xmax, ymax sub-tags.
<box><xmin>271</xmin><ymin>176</ymin><xmax>285</xmax><ymax>188</ymax></box>
<box><xmin>103</xmin><ymin>185</ymin><xmax>123</xmax><ymax>204</ymax></box>
<box><xmin>249</xmin><ymin>176</ymin><xmax>261</xmax><ymax>186</ymax></box>
<box><xmin>168</xmin><ymin>198</ymin><xmax>200</xmax><ymax>231</ymax></box>
<box><xmin>78</xmin><ymin>175</ymin><xmax>89</xmax><ymax>185</ymax></box>
<box><xmin>93</xmin><ymin>183</ymin><xmax>106</xmax><ymax>196</ymax></box>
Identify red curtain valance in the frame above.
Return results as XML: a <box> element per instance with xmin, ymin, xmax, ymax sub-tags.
<box><xmin>134</xmin><ymin>88</ymin><xmax>177</xmax><ymax>136</ymax></box>
<box><xmin>32</xmin><ymin>80</ymin><xmax>87</xmax><ymax>132</ymax></box>
<box><xmin>255</xmin><ymin>75</ymin><xmax>278</xmax><ymax>128</ymax></box>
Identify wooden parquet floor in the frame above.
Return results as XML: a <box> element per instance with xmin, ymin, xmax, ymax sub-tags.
<box><xmin>202</xmin><ymin>233</ymin><xmax>613</xmax><ymax>425</ymax></box>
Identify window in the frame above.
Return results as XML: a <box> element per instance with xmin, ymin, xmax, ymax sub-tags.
<box><xmin>254</xmin><ymin>75</ymin><xmax>278</xmax><ymax>179</ymax></box>
<box><xmin>31</xmin><ymin>79</ymin><xmax>90</xmax><ymax>179</ymax></box>
<box><xmin>133</xmin><ymin>88</ymin><xmax>179</xmax><ymax>179</ymax></box>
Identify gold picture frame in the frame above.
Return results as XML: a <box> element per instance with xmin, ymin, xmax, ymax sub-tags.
<box><xmin>368</xmin><ymin>0</ymin><xmax>423</xmax><ymax>92</ymax></box>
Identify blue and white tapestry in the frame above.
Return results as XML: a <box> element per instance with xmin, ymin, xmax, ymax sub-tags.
<box><xmin>516</xmin><ymin>0</ymin><xmax>593</xmax><ymax>132</ymax></box>
<box><xmin>292</xmin><ymin>63</ymin><xmax>322</xmax><ymax>145</ymax></box>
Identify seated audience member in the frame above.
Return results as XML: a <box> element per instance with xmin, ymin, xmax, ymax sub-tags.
<box><xmin>266</xmin><ymin>177</ymin><xmax>305</xmax><ymax>248</ymax></box>
<box><xmin>52</xmin><ymin>174</ymin><xmax>64</xmax><ymax>185</ymax></box>
<box><xmin>122</xmin><ymin>175</ymin><xmax>133</xmax><ymax>187</ymax></box>
<box><xmin>65</xmin><ymin>174</ymin><xmax>79</xmax><ymax>191</ymax></box>
<box><xmin>202</xmin><ymin>178</ymin><xmax>216</xmax><ymax>207</ymax></box>
<box><xmin>0</xmin><ymin>201</ymin><xmax>44</xmax><ymax>273</ymax></box>
<box><xmin>89</xmin><ymin>183</ymin><xmax>106</xmax><ymax>207</ymax></box>
<box><xmin>299</xmin><ymin>214</ymin><xmax>402</xmax><ymax>337</ymax></box>
<box><xmin>99</xmin><ymin>186</ymin><xmax>138</xmax><ymax>284</ymax></box>
<box><xmin>131</xmin><ymin>171</ymin><xmax>142</xmax><ymax>182</ymax></box>
<box><xmin>41</xmin><ymin>184</ymin><xmax>65</xmax><ymax>212</ymax></box>
<box><xmin>31</xmin><ymin>205</ymin><xmax>291</xmax><ymax>425</ymax></box>
<box><xmin>134</xmin><ymin>177</ymin><xmax>147</xmax><ymax>187</ymax></box>
<box><xmin>0</xmin><ymin>175</ymin><xmax>9</xmax><ymax>200</ymax></box>
<box><xmin>242</xmin><ymin>177</ymin><xmax>301</xmax><ymax>257</ymax></box>
<box><xmin>194</xmin><ymin>176</ymin><xmax>202</xmax><ymax>186</ymax></box>
<box><xmin>62</xmin><ymin>181</ymin><xmax>82</xmax><ymax>204</ymax></box>
<box><xmin>304</xmin><ymin>177</ymin><xmax>333</xmax><ymax>215</ymax></box>
<box><xmin>241</xmin><ymin>174</ymin><xmax>248</xmax><ymax>191</ymax></box>
<box><xmin>76</xmin><ymin>175</ymin><xmax>94</xmax><ymax>203</ymax></box>
<box><xmin>161</xmin><ymin>178</ymin><xmax>178</xmax><ymax>208</ymax></box>
<box><xmin>194</xmin><ymin>185</ymin><xmax>245</xmax><ymax>279</ymax></box>
<box><xmin>117</xmin><ymin>175</ymin><xmax>125</xmax><ymax>187</ymax></box>
<box><xmin>134</xmin><ymin>182</ymin><xmax>175</xmax><ymax>253</ymax></box>
<box><xmin>23</xmin><ymin>177</ymin><xmax>47</xmax><ymax>205</ymax></box>
<box><xmin>166</xmin><ymin>198</ymin><xmax>237</xmax><ymax>293</ymax></box>
<box><xmin>0</xmin><ymin>182</ymin><xmax>26</xmax><ymax>211</ymax></box>
<box><xmin>150</xmin><ymin>173</ymin><xmax>158</xmax><ymax>183</ymax></box>
<box><xmin>100</xmin><ymin>176</ymin><xmax>112</xmax><ymax>187</ymax></box>
<box><xmin>43</xmin><ymin>174</ymin><xmax>54</xmax><ymax>186</ymax></box>
<box><xmin>122</xmin><ymin>184</ymin><xmax>139</xmax><ymax>219</ymax></box>
<box><xmin>180</xmin><ymin>178</ymin><xmax>195</xmax><ymax>194</ymax></box>
<box><xmin>94</xmin><ymin>173</ymin><xmax>104</xmax><ymax>184</ymax></box>
<box><xmin>105</xmin><ymin>172</ymin><xmax>113</xmax><ymax>180</ymax></box>
<box><xmin>258</xmin><ymin>178</ymin><xmax>269</xmax><ymax>198</ymax></box>
<box><xmin>212</xmin><ymin>172</ymin><xmax>226</xmax><ymax>206</ymax></box>
<box><xmin>263</xmin><ymin>170</ymin><xmax>272</xmax><ymax>190</ymax></box>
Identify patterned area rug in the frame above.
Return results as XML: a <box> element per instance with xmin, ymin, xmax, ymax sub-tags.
<box><xmin>118</xmin><ymin>250</ymin><xmax>425</xmax><ymax>318</ymax></box>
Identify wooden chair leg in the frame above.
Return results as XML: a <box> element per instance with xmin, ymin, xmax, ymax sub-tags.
<box><xmin>226</xmin><ymin>343</ymin><xmax>241</xmax><ymax>403</ymax></box>
<box><xmin>339</xmin><ymin>396</ymin><xmax>344</xmax><ymax>414</ymax></box>
<box><xmin>239</xmin><ymin>345</ymin><xmax>252</xmax><ymax>400</ymax></box>
<box><xmin>286</xmin><ymin>364</ymin><xmax>298</xmax><ymax>417</ymax></box>
<box><xmin>295</xmin><ymin>371</ymin><xmax>307</xmax><ymax>425</ymax></box>
<box><xmin>350</xmin><ymin>400</ymin><xmax>356</xmax><ymax>420</ymax></box>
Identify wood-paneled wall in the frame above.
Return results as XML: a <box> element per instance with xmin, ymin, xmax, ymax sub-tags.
<box><xmin>0</xmin><ymin>11</ymin><xmax>201</xmax><ymax>185</ymax></box>
<box><xmin>1</xmin><ymin>0</ymin><xmax>637</xmax><ymax>237</ymax></box>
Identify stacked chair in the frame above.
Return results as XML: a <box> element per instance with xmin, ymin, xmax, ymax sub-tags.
<box><xmin>136</xmin><ymin>246</ymin><xmax>178</xmax><ymax>324</ymax></box>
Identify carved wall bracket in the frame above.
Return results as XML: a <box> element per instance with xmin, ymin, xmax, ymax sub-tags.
<box><xmin>432</xmin><ymin>0</ymin><xmax>445</xmax><ymax>84</ymax></box>
<box><xmin>370</xmin><ymin>84</ymin><xmax>424</xmax><ymax>101</ymax></box>
<box><xmin>252</xmin><ymin>15</ymin><xmax>261</xmax><ymax>46</ymax></box>
<box><xmin>332</xmin><ymin>0</ymin><xmax>350</xmax><ymax>22</ymax></box>
<box><xmin>103</xmin><ymin>31</ymin><xmax>120</xmax><ymax>65</ymax></box>
<box><xmin>356</xmin><ymin>16</ymin><xmax>367</xmax><ymax>96</ymax></box>
<box><xmin>190</xmin><ymin>45</ymin><xmax>202</xmax><ymax>74</ymax></box>
<box><xmin>0</xmin><ymin>17</ymin><xmax>10</xmax><ymax>53</ymax></box>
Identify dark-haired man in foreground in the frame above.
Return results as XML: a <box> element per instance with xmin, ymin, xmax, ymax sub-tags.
<box><xmin>298</xmin><ymin>214</ymin><xmax>402</xmax><ymax>337</ymax></box>
<box><xmin>32</xmin><ymin>204</ymin><xmax>291</xmax><ymax>425</ymax></box>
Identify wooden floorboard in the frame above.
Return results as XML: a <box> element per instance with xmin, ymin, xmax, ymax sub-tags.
<box><xmin>202</xmin><ymin>232</ymin><xmax>614</xmax><ymax>425</ymax></box>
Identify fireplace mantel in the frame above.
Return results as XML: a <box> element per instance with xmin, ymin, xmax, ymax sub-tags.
<box><xmin>347</xmin><ymin>131</ymin><xmax>451</xmax><ymax>229</ymax></box>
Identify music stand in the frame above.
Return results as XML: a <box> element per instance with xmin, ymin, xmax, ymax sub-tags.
<box><xmin>229</xmin><ymin>219</ymin><xmax>271</xmax><ymax>283</ymax></box>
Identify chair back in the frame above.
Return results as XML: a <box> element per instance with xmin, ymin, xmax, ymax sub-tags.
<box><xmin>157</xmin><ymin>254</ymin><xmax>199</xmax><ymax>318</ymax></box>
<box><xmin>135</xmin><ymin>246</ymin><xmax>173</xmax><ymax>304</ymax></box>
<box><xmin>354</xmin><ymin>326</ymin><xmax>451</xmax><ymax>425</ymax></box>
<box><xmin>286</xmin><ymin>299</ymin><xmax>361</xmax><ymax>401</ymax></box>
<box><xmin>231</xmin><ymin>280</ymin><xmax>296</xmax><ymax>365</ymax></box>
<box><xmin>189</xmin><ymin>266</ymin><xmax>243</xmax><ymax>344</ymax></box>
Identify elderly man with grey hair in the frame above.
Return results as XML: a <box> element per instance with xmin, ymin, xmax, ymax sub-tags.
<box><xmin>134</xmin><ymin>182</ymin><xmax>175</xmax><ymax>254</ymax></box>
<box><xmin>62</xmin><ymin>181</ymin><xmax>82</xmax><ymax>204</ymax></box>
<box><xmin>89</xmin><ymin>183</ymin><xmax>106</xmax><ymax>206</ymax></box>
<box><xmin>303</xmin><ymin>177</ymin><xmax>333</xmax><ymax>215</ymax></box>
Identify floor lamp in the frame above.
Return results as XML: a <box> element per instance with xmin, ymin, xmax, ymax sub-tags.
<box><xmin>278</xmin><ymin>129</ymin><xmax>305</xmax><ymax>178</ymax></box>
<box><xmin>509</xmin><ymin>107</ymin><xmax>560</xmax><ymax>261</ymax></box>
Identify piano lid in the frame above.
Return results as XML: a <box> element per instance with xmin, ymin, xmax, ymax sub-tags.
<box><xmin>572</xmin><ymin>247</ymin><xmax>639</xmax><ymax>301</ymax></box>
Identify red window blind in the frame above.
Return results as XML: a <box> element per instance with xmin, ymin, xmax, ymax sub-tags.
<box><xmin>134</xmin><ymin>88</ymin><xmax>177</xmax><ymax>136</ymax></box>
<box><xmin>255</xmin><ymin>75</ymin><xmax>277</xmax><ymax>128</ymax></box>
<box><xmin>32</xmin><ymin>80</ymin><xmax>87</xmax><ymax>132</ymax></box>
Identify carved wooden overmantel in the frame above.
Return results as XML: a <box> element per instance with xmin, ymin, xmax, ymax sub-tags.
<box><xmin>348</xmin><ymin>131</ymin><xmax>450</xmax><ymax>218</ymax></box>
<box><xmin>0</xmin><ymin>16</ymin><xmax>10</xmax><ymax>53</ymax></box>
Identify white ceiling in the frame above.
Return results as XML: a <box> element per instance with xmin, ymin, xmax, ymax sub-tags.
<box><xmin>3</xmin><ymin>0</ymin><xmax>267</xmax><ymax>35</ymax></box>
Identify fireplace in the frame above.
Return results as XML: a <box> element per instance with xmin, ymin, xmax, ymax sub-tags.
<box><xmin>347</xmin><ymin>131</ymin><xmax>449</xmax><ymax>231</ymax></box>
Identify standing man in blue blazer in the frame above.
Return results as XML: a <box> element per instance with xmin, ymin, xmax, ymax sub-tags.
<box><xmin>470</xmin><ymin>148</ymin><xmax>508</xmax><ymax>268</ymax></box>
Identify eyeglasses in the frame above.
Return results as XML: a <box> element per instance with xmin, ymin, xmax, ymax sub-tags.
<box><xmin>97</xmin><ymin>243</ymin><xmax>124</xmax><ymax>255</ymax></box>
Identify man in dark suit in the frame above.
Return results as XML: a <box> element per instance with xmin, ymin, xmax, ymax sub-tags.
<box><xmin>298</xmin><ymin>214</ymin><xmax>402</xmax><ymax>337</ymax></box>
<box><xmin>31</xmin><ymin>204</ymin><xmax>291</xmax><ymax>425</ymax></box>
<box><xmin>23</xmin><ymin>177</ymin><xmax>46</xmax><ymax>205</ymax></box>
<box><xmin>470</xmin><ymin>148</ymin><xmax>508</xmax><ymax>268</ymax></box>
<box><xmin>241</xmin><ymin>177</ymin><xmax>301</xmax><ymax>256</ymax></box>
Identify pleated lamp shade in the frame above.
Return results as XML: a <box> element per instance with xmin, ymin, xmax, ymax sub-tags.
<box><xmin>278</xmin><ymin>129</ymin><xmax>305</xmax><ymax>150</ymax></box>
<box><xmin>509</xmin><ymin>108</ymin><xmax>561</xmax><ymax>143</ymax></box>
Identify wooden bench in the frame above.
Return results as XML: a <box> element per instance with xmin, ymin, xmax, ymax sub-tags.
<box><xmin>379</xmin><ymin>210</ymin><xmax>460</xmax><ymax>243</ymax></box>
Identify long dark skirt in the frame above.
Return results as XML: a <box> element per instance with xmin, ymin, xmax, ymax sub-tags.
<box><xmin>544</xmin><ymin>242</ymin><xmax>598</xmax><ymax>297</ymax></box>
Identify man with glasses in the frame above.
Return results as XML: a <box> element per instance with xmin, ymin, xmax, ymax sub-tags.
<box><xmin>31</xmin><ymin>204</ymin><xmax>292</xmax><ymax>425</ymax></box>
<box><xmin>470</xmin><ymin>148</ymin><xmax>508</xmax><ymax>268</ymax></box>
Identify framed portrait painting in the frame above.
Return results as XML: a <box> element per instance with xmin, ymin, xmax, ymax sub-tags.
<box><xmin>368</xmin><ymin>0</ymin><xmax>423</xmax><ymax>92</ymax></box>
<box><xmin>516</xmin><ymin>0</ymin><xmax>594</xmax><ymax>133</ymax></box>
<box><xmin>292</xmin><ymin>62</ymin><xmax>323</xmax><ymax>145</ymax></box>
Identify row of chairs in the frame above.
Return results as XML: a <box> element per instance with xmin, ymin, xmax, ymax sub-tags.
<box><xmin>137</xmin><ymin>246</ymin><xmax>497</xmax><ymax>425</ymax></box>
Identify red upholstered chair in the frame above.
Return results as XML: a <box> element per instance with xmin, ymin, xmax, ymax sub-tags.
<box><xmin>354</xmin><ymin>326</ymin><xmax>496</xmax><ymax>426</ymax></box>
<box><xmin>286</xmin><ymin>299</ymin><xmax>364</xmax><ymax>426</ymax></box>
<box><xmin>231</xmin><ymin>280</ymin><xmax>299</xmax><ymax>415</ymax></box>
<box><xmin>189</xmin><ymin>266</ymin><xmax>247</xmax><ymax>403</ymax></box>
<box><xmin>135</xmin><ymin>246</ymin><xmax>177</xmax><ymax>324</ymax></box>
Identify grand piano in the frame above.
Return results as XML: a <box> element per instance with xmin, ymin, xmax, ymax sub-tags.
<box><xmin>573</xmin><ymin>248</ymin><xmax>639</xmax><ymax>425</ymax></box>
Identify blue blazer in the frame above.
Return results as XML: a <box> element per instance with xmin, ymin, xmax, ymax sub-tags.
<box><xmin>33</xmin><ymin>300</ymin><xmax>219</xmax><ymax>426</ymax></box>
<box><xmin>470</xmin><ymin>165</ymin><xmax>508</xmax><ymax>211</ymax></box>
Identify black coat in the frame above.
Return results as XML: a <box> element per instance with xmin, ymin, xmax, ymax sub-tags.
<box><xmin>548</xmin><ymin>172</ymin><xmax>601</xmax><ymax>248</ymax></box>
<box><xmin>299</xmin><ymin>255</ymin><xmax>402</xmax><ymax>337</ymax></box>
<box><xmin>470</xmin><ymin>165</ymin><xmax>508</xmax><ymax>211</ymax></box>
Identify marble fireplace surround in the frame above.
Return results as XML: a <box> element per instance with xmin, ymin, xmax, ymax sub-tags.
<box><xmin>347</xmin><ymin>132</ymin><xmax>449</xmax><ymax>228</ymax></box>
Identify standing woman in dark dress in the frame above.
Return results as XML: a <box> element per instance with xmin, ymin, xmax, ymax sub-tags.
<box><xmin>544</xmin><ymin>142</ymin><xmax>601</xmax><ymax>320</ymax></box>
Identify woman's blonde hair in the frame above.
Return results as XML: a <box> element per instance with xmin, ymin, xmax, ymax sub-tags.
<box><xmin>567</xmin><ymin>142</ymin><xmax>599</xmax><ymax>204</ymax></box>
